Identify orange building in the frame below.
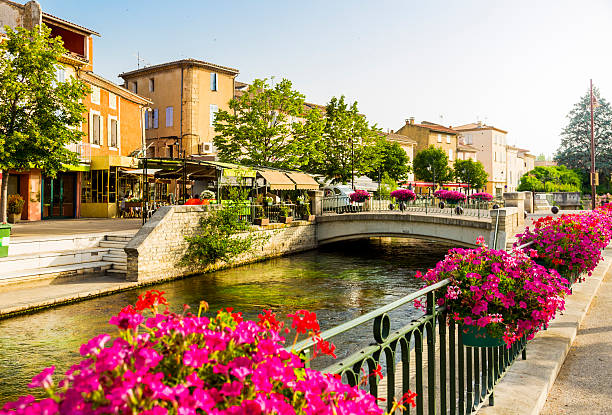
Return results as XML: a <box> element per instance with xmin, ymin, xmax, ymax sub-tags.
<box><xmin>1</xmin><ymin>0</ymin><xmax>151</xmax><ymax>220</ymax></box>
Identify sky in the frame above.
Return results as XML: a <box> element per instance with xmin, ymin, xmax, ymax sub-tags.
<box><xmin>37</xmin><ymin>0</ymin><xmax>612</xmax><ymax>158</ymax></box>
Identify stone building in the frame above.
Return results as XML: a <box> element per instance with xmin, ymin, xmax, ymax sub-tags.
<box><xmin>395</xmin><ymin>118</ymin><xmax>459</xmax><ymax>169</ymax></box>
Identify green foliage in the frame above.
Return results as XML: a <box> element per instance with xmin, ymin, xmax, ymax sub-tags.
<box><xmin>454</xmin><ymin>159</ymin><xmax>488</xmax><ymax>189</ymax></box>
<box><xmin>7</xmin><ymin>194</ymin><xmax>24</xmax><ymax>214</ymax></box>
<box><xmin>413</xmin><ymin>146</ymin><xmax>454</xmax><ymax>185</ymax></box>
<box><xmin>279</xmin><ymin>204</ymin><xmax>290</xmax><ymax>217</ymax></box>
<box><xmin>182</xmin><ymin>205</ymin><xmax>260</xmax><ymax>266</ymax></box>
<box><xmin>517</xmin><ymin>165</ymin><xmax>582</xmax><ymax>192</ymax></box>
<box><xmin>367</xmin><ymin>139</ymin><xmax>411</xmax><ymax>182</ymax></box>
<box><xmin>0</xmin><ymin>24</ymin><xmax>89</xmax><ymax>222</ymax></box>
<box><xmin>306</xmin><ymin>96</ymin><xmax>380</xmax><ymax>184</ymax></box>
<box><xmin>555</xmin><ymin>87</ymin><xmax>612</xmax><ymax>191</ymax></box>
<box><xmin>213</xmin><ymin>78</ymin><xmax>314</xmax><ymax>169</ymax></box>
<box><xmin>378</xmin><ymin>172</ymin><xmax>398</xmax><ymax>198</ymax></box>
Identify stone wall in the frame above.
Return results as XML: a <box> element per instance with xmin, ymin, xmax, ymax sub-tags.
<box><xmin>125</xmin><ymin>205</ymin><xmax>317</xmax><ymax>282</ymax></box>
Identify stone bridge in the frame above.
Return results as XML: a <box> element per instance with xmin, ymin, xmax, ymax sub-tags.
<box><xmin>316</xmin><ymin>208</ymin><xmax>522</xmax><ymax>249</ymax></box>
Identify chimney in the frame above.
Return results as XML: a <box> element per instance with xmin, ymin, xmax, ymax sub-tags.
<box><xmin>477</xmin><ymin>121</ymin><xmax>482</xmax><ymax>127</ymax></box>
<box><xmin>405</xmin><ymin>117</ymin><xmax>415</xmax><ymax>125</ymax></box>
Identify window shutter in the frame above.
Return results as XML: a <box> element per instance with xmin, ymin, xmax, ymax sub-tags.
<box><xmin>99</xmin><ymin>115</ymin><xmax>104</xmax><ymax>146</ymax></box>
<box><xmin>108</xmin><ymin>117</ymin><xmax>112</xmax><ymax>146</ymax></box>
<box><xmin>210</xmin><ymin>104</ymin><xmax>218</xmax><ymax>127</ymax></box>
<box><xmin>116</xmin><ymin>119</ymin><xmax>121</xmax><ymax>149</ymax></box>
<box><xmin>166</xmin><ymin>107</ymin><xmax>173</xmax><ymax>127</ymax></box>
<box><xmin>153</xmin><ymin>109</ymin><xmax>159</xmax><ymax>128</ymax></box>
<box><xmin>89</xmin><ymin>112</ymin><xmax>93</xmax><ymax>143</ymax></box>
<box><xmin>210</xmin><ymin>73</ymin><xmax>217</xmax><ymax>91</ymax></box>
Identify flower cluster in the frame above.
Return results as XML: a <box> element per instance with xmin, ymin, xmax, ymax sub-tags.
<box><xmin>2</xmin><ymin>295</ymin><xmax>385</xmax><ymax>415</ymax></box>
<box><xmin>416</xmin><ymin>243</ymin><xmax>570</xmax><ymax>346</ymax></box>
<box><xmin>349</xmin><ymin>189</ymin><xmax>371</xmax><ymax>203</ymax></box>
<box><xmin>434</xmin><ymin>190</ymin><xmax>467</xmax><ymax>203</ymax></box>
<box><xmin>515</xmin><ymin>209</ymin><xmax>612</xmax><ymax>283</ymax></box>
<box><xmin>468</xmin><ymin>192</ymin><xmax>493</xmax><ymax>201</ymax></box>
<box><xmin>390</xmin><ymin>189</ymin><xmax>416</xmax><ymax>202</ymax></box>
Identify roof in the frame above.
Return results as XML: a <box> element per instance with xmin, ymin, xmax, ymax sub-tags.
<box><xmin>454</xmin><ymin>122</ymin><xmax>508</xmax><ymax>134</ymax></box>
<box><xmin>79</xmin><ymin>71</ymin><xmax>152</xmax><ymax>105</ymax></box>
<box><xmin>119</xmin><ymin>59</ymin><xmax>239</xmax><ymax>79</ymax></box>
<box><xmin>380</xmin><ymin>131</ymin><xmax>417</xmax><ymax>145</ymax></box>
<box><xmin>235</xmin><ymin>81</ymin><xmax>249</xmax><ymax>89</ymax></box>
<box><xmin>43</xmin><ymin>12</ymin><xmax>100</xmax><ymax>36</ymax></box>
<box><xmin>410</xmin><ymin>121</ymin><xmax>458</xmax><ymax>134</ymax></box>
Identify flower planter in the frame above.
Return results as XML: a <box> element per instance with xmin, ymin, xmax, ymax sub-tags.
<box><xmin>0</xmin><ymin>223</ymin><xmax>11</xmax><ymax>258</ymax></box>
<box><xmin>7</xmin><ymin>212</ymin><xmax>21</xmax><ymax>224</ymax></box>
<box><xmin>461</xmin><ymin>325</ymin><xmax>505</xmax><ymax>347</ymax></box>
<box><xmin>280</xmin><ymin>216</ymin><xmax>293</xmax><ymax>224</ymax></box>
<box><xmin>201</xmin><ymin>199</ymin><xmax>210</xmax><ymax>206</ymax></box>
<box><xmin>254</xmin><ymin>218</ymin><xmax>269</xmax><ymax>226</ymax></box>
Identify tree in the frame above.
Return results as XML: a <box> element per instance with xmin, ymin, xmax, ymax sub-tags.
<box><xmin>0</xmin><ymin>25</ymin><xmax>89</xmax><ymax>223</ymax></box>
<box><xmin>367</xmin><ymin>139</ymin><xmax>411</xmax><ymax>182</ymax></box>
<box><xmin>517</xmin><ymin>165</ymin><xmax>581</xmax><ymax>193</ymax></box>
<box><xmin>213</xmin><ymin>78</ymin><xmax>315</xmax><ymax>169</ymax></box>
<box><xmin>554</xmin><ymin>86</ymin><xmax>612</xmax><ymax>192</ymax></box>
<box><xmin>412</xmin><ymin>146</ymin><xmax>454</xmax><ymax>186</ymax></box>
<box><xmin>307</xmin><ymin>96</ymin><xmax>380</xmax><ymax>184</ymax></box>
<box><xmin>454</xmin><ymin>159</ymin><xmax>488</xmax><ymax>191</ymax></box>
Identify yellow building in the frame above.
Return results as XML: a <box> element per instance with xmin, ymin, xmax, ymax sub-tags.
<box><xmin>395</xmin><ymin>118</ymin><xmax>459</xmax><ymax>170</ymax></box>
<box><xmin>119</xmin><ymin>59</ymin><xmax>239</xmax><ymax>159</ymax></box>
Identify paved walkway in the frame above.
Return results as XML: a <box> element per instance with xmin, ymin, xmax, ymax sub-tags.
<box><xmin>541</xmin><ymin>263</ymin><xmax>612</xmax><ymax>414</ymax></box>
<box><xmin>9</xmin><ymin>218</ymin><xmax>141</xmax><ymax>240</ymax></box>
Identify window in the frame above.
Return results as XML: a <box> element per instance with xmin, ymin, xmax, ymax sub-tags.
<box><xmin>132</xmin><ymin>82</ymin><xmax>138</xmax><ymax>94</ymax></box>
<box><xmin>449</xmin><ymin>149</ymin><xmax>453</xmax><ymax>160</ymax></box>
<box><xmin>153</xmin><ymin>108</ymin><xmax>159</xmax><ymax>129</ymax></box>
<box><xmin>149</xmin><ymin>78</ymin><xmax>154</xmax><ymax>92</ymax></box>
<box><xmin>446</xmin><ymin>134</ymin><xmax>451</xmax><ymax>144</ymax></box>
<box><xmin>437</xmin><ymin>134</ymin><xmax>442</xmax><ymax>143</ymax></box>
<box><xmin>109</xmin><ymin>92</ymin><xmax>116</xmax><ymax>110</ymax></box>
<box><xmin>108</xmin><ymin>116</ymin><xmax>118</xmax><ymax>148</ymax></box>
<box><xmin>56</xmin><ymin>67</ymin><xmax>65</xmax><ymax>83</ymax></box>
<box><xmin>90</xmin><ymin>111</ymin><xmax>102</xmax><ymax>145</ymax></box>
<box><xmin>165</xmin><ymin>106</ymin><xmax>173</xmax><ymax>127</ymax></box>
<box><xmin>210</xmin><ymin>104</ymin><xmax>218</xmax><ymax>127</ymax></box>
<box><xmin>91</xmin><ymin>86</ymin><xmax>100</xmax><ymax>105</ymax></box>
<box><xmin>210</xmin><ymin>72</ymin><xmax>218</xmax><ymax>91</ymax></box>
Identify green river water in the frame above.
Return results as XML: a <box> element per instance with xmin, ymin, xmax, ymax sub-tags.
<box><xmin>0</xmin><ymin>237</ymin><xmax>454</xmax><ymax>404</ymax></box>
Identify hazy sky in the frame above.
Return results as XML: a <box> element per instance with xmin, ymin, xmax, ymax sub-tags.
<box><xmin>38</xmin><ymin>0</ymin><xmax>612</xmax><ymax>158</ymax></box>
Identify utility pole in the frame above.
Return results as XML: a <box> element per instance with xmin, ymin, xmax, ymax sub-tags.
<box><xmin>590</xmin><ymin>79</ymin><xmax>597</xmax><ymax>210</ymax></box>
<box><xmin>351</xmin><ymin>132</ymin><xmax>355</xmax><ymax>190</ymax></box>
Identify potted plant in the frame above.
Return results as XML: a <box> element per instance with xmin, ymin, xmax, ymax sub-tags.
<box><xmin>390</xmin><ymin>189</ymin><xmax>416</xmax><ymax>203</ymax></box>
<box><xmin>7</xmin><ymin>194</ymin><xmax>25</xmax><ymax>224</ymax></box>
<box><xmin>199</xmin><ymin>190</ymin><xmax>216</xmax><ymax>206</ymax></box>
<box><xmin>279</xmin><ymin>203</ymin><xmax>293</xmax><ymax>224</ymax></box>
<box><xmin>416</xmin><ymin>238</ymin><xmax>570</xmax><ymax>347</ymax></box>
<box><xmin>297</xmin><ymin>194</ymin><xmax>315</xmax><ymax>221</ymax></box>
<box><xmin>349</xmin><ymin>189</ymin><xmax>370</xmax><ymax>212</ymax></box>
<box><xmin>253</xmin><ymin>205</ymin><xmax>269</xmax><ymax>226</ymax></box>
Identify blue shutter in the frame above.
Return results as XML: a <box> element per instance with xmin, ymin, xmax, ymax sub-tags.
<box><xmin>166</xmin><ymin>107</ymin><xmax>173</xmax><ymax>127</ymax></box>
<box><xmin>153</xmin><ymin>109</ymin><xmax>159</xmax><ymax>129</ymax></box>
<box><xmin>210</xmin><ymin>73</ymin><xmax>217</xmax><ymax>91</ymax></box>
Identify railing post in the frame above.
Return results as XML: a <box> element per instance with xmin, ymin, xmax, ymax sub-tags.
<box><xmin>426</xmin><ymin>291</ymin><xmax>436</xmax><ymax>414</ymax></box>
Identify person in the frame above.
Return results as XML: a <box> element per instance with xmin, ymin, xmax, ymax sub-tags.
<box><xmin>184</xmin><ymin>194</ymin><xmax>202</xmax><ymax>205</ymax></box>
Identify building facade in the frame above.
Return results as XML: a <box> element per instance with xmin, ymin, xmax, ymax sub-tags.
<box><xmin>381</xmin><ymin>132</ymin><xmax>417</xmax><ymax>182</ymax></box>
<box><xmin>395</xmin><ymin>118</ymin><xmax>458</xmax><ymax>169</ymax></box>
<box><xmin>119</xmin><ymin>59</ymin><xmax>239</xmax><ymax>159</ymax></box>
<box><xmin>0</xmin><ymin>0</ymin><xmax>150</xmax><ymax>220</ymax></box>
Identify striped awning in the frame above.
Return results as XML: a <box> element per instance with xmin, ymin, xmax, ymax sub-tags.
<box><xmin>286</xmin><ymin>172</ymin><xmax>319</xmax><ymax>190</ymax></box>
<box><xmin>258</xmin><ymin>170</ymin><xmax>295</xmax><ymax>190</ymax></box>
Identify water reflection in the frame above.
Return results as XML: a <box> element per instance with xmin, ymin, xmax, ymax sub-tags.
<box><xmin>0</xmin><ymin>237</ymin><xmax>454</xmax><ymax>403</ymax></box>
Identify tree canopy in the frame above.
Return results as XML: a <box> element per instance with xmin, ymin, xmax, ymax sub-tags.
<box><xmin>367</xmin><ymin>139</ymin><xmax>411</xmax><ymax>182</ymax></box>
<box><xmin>554</xmin><ymin>86</ymin><xmax>612</xmax><ymax>192</ymax></box>
<box><xmin>454</xmin><ymin>158</ymin><xmax>488</xmax><ymax>190</ymax></box>
<box><xmin>0</xmin><ymin>25</ymin><xmax>89</xmax><ymax>222</ymax></box>
<box><xmin>213</xmin><ymin>78</ymin><xmax>314</xmax><ymax>169</ymax></box>
<box><xmin>517</xmin><ymin>165</ymin><xmax>582</xmax><ymax>193</ymax></box>
<box><xmin>412</xmin><ymin>146</ymin><xmax>454</xmax><ymax>186</ymax></box>
<box><xmin>306</xmin><ymin>96</ymin><xmax>380</xmax><ymax>184</ymax></box>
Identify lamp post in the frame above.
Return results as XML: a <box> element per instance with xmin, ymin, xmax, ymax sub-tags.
<box><xmin>590</xmin><ymin>79</ymin><xmax>597</xmax><ymax>210</ymax></box>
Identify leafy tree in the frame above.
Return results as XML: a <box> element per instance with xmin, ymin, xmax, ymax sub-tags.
<box><xmin>0</xmin><ymin>25</ymin><xmax>89</xmax><ymax>222</ymax></box>
<box><xmin>413</xmin><ymin>146</ymin><xmax>454</xmax><ymax>186</ymax></box>
<box><xmin>378</xmin><ymin>172</ymin><xmax>398</xmax><ymax>198</ymax></box>
<box><xmin>554</xmin><ymin>86</ymin><xmax>612</xmax><ymax>192</ymax></box>
<box><xmin>367</xmin><ymin>139</ymin><xmax>411</xmax><ymax>182</ymax></box>
<box><xmin>213</xmin><ymin>78</ymin><xmax>315</xmax><ymax>169</ymax></box>
<box><xmin>454</xmin><ymin>159</ymin><xmax>488</xmax><ymax>191</ymax></box>
<box><xmin>307</xmin><ymin>96</ymin><xmax>380</xmax><ymax>184</ymax></box>
<box><xmin>517</xmin><ymin>165</ymin><xmax>581</xmax><ymax>192</ymax></box>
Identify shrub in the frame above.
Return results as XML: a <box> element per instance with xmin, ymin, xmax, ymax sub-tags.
<box><xmin>349</xmin><ymin>189</ymin><xmax>370</xmax><ymax>203</ymax></box>
<box><xmin>468</xmin><ymin>192</ymin><xmax>493</xmax><ymax>202</ymax></box>
<box><xmin>390</xmin><ymin>189</ymin><xmax>416</xmax><ymax>202</ymax></box>
<box><xmin>416</xmin><ymin>238</ymin><xmax>570</xmax><ymax>346</ymax></box>
<box><xmin>7</xmin><ymin>194</ymin><xmax>25</xmax><ymax>214</ymax></box>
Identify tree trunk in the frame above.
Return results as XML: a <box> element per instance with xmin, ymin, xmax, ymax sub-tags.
<box><xmin>0</xmin><ymin>170</ymin><xmax>8</xmax><ymax>223</ymax></box>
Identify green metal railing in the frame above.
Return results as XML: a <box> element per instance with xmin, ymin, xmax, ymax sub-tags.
<box><xmin>320</xmin><ymin>196</ymin><xmax>503</xmax><ymax>219</ymax></box>
<box><xmin>292</xmin><ymin>279</ymin><xmax>527</xmax><ymax>414</ymax></box>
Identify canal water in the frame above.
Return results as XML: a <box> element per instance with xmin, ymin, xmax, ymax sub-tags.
<box><xmin>0</xmin><ymin>237</ymin><xmax>454</xmax><ymax>404</ymax></box>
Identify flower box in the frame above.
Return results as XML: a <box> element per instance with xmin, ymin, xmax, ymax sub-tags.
<box><xmin>280</xmin><ymin>216</ymin><xmax>293</xmax><ymax>224</ymax></box>
<box><xmin>254</xmin><ymin>217</ymin><xmax>269</xmax><ymax>226</ymax></box>
<box><xmin>461</xmin><ymin>325</ymin><xmax>505</xmax><ymax>347</ymax></box>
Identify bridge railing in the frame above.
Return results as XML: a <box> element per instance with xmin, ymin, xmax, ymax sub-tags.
<box><xmin>292</xmin><ymin>278</ymin><xmax>527</xmax><ymax>414</ymax></box>
<box><xmin>320</xmin><ymin>195</ymin><xmax>503</xmax><ymax>219</ymax></box>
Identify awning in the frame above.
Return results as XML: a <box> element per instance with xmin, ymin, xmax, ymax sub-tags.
<box><xmin>62</xmin><ymin>163</ymin><xmax>90</xmax><ymax>172</ymax></box>
<box><xmin>258</xmin><ymin>170</ymin><xmax>295</xmax><ymax>190</ymax></box>
<box><xmin>120</xmin><ymin>168</ymin><xmax>161</xmax><ymax>176</ymax></box>
<box><xmin>286</xmin><ymin>172</ymin><xmax>319</xmax><ymax>190</ymax></box>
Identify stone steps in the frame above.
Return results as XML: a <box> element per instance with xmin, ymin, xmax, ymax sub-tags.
<box><xmin>101</xmin><ymin>235</ymin><xmax>130</xmax><ymax>276</ymax></box>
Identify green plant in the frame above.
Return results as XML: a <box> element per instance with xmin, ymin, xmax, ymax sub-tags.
<box><xmin>255</xmin><ymin>205</ymin><xmax>265</xmax><ymax>219</ymax></box>
<box><xmin>7</xmin><ymin>194</ymin><xmax>24</xmax><ymax>214</ymax></box>
<box><xmin>279</xmin><ymin>204</ymin><xmax>291</xmax><ymax>217</ymax></box>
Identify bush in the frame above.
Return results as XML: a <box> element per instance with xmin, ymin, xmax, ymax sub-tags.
<box><xmin>7</xmin><ymin>194</ymin><xmax>25</xmax><ymax>214</ymax></box>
